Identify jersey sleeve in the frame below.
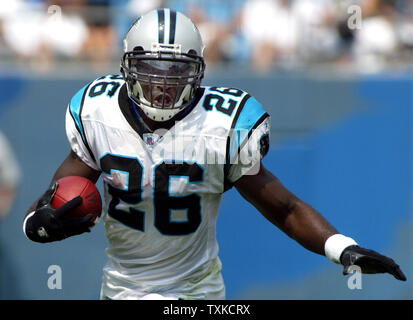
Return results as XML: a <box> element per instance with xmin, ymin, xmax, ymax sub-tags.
<box><xmin>65</xmin><ymin>83</ymin><xmax>99</xmax><ymax>171</ymax></box>
<box><xmin>225</xmin><ymin>95</ymin><xmax>270</xmax><ymax>186</ymax></box>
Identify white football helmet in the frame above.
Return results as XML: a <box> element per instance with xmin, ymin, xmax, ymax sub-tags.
<box><xmin>121</xmin><ymin>8</ymin><xmax>205</xmax><ymax>122</ymax></box>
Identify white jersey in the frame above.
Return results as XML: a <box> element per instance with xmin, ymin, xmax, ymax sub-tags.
<box><xmin>65</xmin><ymin>74</ymin><xmax>271</xmax><ymax>300</ymax></box>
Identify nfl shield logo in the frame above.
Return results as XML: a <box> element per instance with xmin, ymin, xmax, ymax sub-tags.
<box><xmin>143</xmin><ymin>134</ymin><xmax>157</xmax><ymax>145</ymax></box>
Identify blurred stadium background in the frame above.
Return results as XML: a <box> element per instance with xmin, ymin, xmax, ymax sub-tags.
<box><xmin>0</xmin><ymin>0</ymin><xmax>412</xmax><ymax>299</ymax></box>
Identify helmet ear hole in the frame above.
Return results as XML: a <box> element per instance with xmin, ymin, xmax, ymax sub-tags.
<box><xmin>188</xmin><ymin>49</ymin><xmax>197</xmax><ymax>56</ymax></box>
<box><xmin>133</xmin><ymin>46</ymin><xmax>144</xmax><ymax>52</ymax></box>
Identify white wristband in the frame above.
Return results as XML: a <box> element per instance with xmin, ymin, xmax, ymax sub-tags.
<box><xmin>324</xmin><ymin>234</ymin><xmax>358</xmax><ymax>264</ymax></box>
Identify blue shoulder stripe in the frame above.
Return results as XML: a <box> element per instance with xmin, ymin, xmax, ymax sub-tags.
<box><xmin>69</xmin><ymin>82</ymin><xmax>95</xmax><ymax>161</ymax></box>
<box><xmin>69</xmin><ymin>83</ymin><xmax>89</xmax><ymax>142</ymax></box>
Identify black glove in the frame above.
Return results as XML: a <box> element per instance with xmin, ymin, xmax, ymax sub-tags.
<box><xmin>24</xmin><ymin>181</ymin><xmax>95</xmax><ymax>243</ymax></box>
<box><xmin>340</xmin><ymin>245</ymin><xmax>406</xmax><ymax>281</ymax></box>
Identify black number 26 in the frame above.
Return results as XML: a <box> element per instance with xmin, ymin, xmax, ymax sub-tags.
<box><xmin>100</xmin><ymin>154</ymin><xmax>203</xmax><ymax>236</ymax></box>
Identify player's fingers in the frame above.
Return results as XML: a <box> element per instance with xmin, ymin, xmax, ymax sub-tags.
<box><xmin>61</xmin><ymin>213</ymin><xmax>94</xmax><ymax>229</ymax></box>
<box><xmin>76</xmin><ymin>213</ymin><xmax>95</xmax><ymax>228</ymax></box>
<box><xmin>55</xmin><ymin>196</ymin><xmax>83</xmax><ymax>216</ymax></box>
<box><xmin>343</xmin><ymin>257</ymin><xmax>406</xmax><ymax>280</ymax></box>
<box><xmin>383</xmin><ymin>262</ymin><xmax>406</xmax><ymax>281</ymax></box>
<box><xmin>63</xmin><ymin>214</ymin><xmax>95</xmax><ymax>235</ymax></box>
<box><xmin>369</xmin><ymin>261</ymin><xmax>406</xmax><ymax>280</ymax></box>
<box><xmin>392</xmin><ymin>267</ymin><xmax>407</xmax><ymax>281</ymax></box>
<box><xmin>362</xmin><ymin>254</ymin><xmax>400</xmax><ymax>273</ymax></box>
<box><xmin>342</xmin><ymin>264</ymin><xmax>353</xmax><ymax>275</ymax></box>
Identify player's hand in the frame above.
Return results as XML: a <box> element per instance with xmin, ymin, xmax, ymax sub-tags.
<box><xmin>340</xmin><ymin>245</ymin><xmax>407</xmax><ymax>281</ymax></box>
<box><xmin>25</xmin><ymin>182</ymin><xmax>94</xmax><ymax>243</ymax></box>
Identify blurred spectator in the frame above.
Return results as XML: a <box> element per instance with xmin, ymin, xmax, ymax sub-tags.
<box><xmin>352</xmin><ymin>0</ymin><xmax>399</xmax><ymax>72</ymax></box>
<box><xmin>0</xmin><ymin>0</ymin><xmax>27</xmax><ymax>25</ymax></box>
<box><xmin>1</xmin><ymin>0</ymin><xmax>48</xmax><ymax>69</ymax></box>
<box><xmin>334</xmin><ymin>1</ymin><xmax>357</xmax><ymax>61</ymax></box>
<box><xmin>396</xmin><ymin>0</ymin><xmax>413</xmax><ymax>51</ymax></box>
<box><xmin>82</xmin><ymin>0</ymin><xmax>117</xmax><ymax>70</ymax></box>
<box><xmin>239</xmin><ymin>0</ymin><xmax>299</xmax><ymax>72</ymax></box>
<box><xmin>43</xmin><ymin>1</ymin><xmax>89</xmax><ymax>62</ymax></box>
<box><xmin>1</xmin><ymin>0</ymin><xmax>89</xmax><ymax>70</ymax></box>
<box><xmin>292</xmin><ymin>0</ymin><xmax>340</xmax><ymax>62</ymax></box>
<box><xmin>186</xmin><ymin>1</ymin><xmax>237</xmax><ymax>65</ymax></box>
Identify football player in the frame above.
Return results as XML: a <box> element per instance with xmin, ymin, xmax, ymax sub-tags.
<box><xmin>23</xmin><ymin>9</ymin><xmax>406</xmax><ymax>300</ymax></box>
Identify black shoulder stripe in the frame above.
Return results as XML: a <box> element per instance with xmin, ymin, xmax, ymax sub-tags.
<box><xmin>158</xmin><ymin>9</ymin><xmax>165</xmax><ymax>43</ymax></box>
<box><xmin>223</xmin><ymin>93</ymin><xmax>251</xmax><ymax>192</ymax></box>
<box><xmin>224</xmin><ymin>93</ymin><xmax>251</xmax><ymax>172</ymax></box>
<box><xmin>229</xmin><ymin>94</ymin><xmax>251</xmax><ymax>130</ymax></box>
<box><xmin>231</xmin><ymin>112</ymin><xmax>270</xmax><ymax>164</ymax></box>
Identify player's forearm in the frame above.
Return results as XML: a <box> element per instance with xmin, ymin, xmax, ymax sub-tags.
<box><xmin>246</xmin><ymin>186</ymin><xmax>338</xmax><ymax>255</ymax></box>
<box><xmin>277</xmin><ymin>199</ymin><xmax>339</xmax><ymax>255</ymax></box>
<box><xmin>52</xmin><ymin>151</ymin><xmax>101</xmax><ymax>183</ymax></box>
<box><xmin>235</xmin><ymin>165</ymin><xmax>339</xmax><ymax>256</ymax></box>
